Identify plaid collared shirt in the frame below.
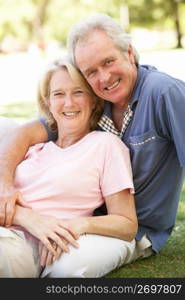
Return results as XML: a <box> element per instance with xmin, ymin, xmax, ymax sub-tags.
<box><xmin>98</xmin><ymin>104</ymin><xmax>133</xmax><ymax>138</ymax></box>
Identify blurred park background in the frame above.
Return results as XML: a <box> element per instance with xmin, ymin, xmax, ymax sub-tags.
<box><xmin>0</xmin><ymin>0</ymin><xmax>185</xmax><ymax>277</ymax></box>
<box><xmin>0</xmin><ymin>0</ymin><xmax>185</xmax><ymax>122</ymax></box>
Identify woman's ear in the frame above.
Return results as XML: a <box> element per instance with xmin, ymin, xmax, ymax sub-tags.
<box><xmin>47</xmin><ymin>96</ymin><xmax>51</xmax><ymax>108</ymax></box>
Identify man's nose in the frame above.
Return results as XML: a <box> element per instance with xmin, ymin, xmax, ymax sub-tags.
<box><xmin>99</xmin><ymin>70</ymin><xmax>110</xmax><ymax>83</ymax></box>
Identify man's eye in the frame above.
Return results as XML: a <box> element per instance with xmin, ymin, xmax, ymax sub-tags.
<box><xmin>106</xmin><ymin>59</ymin><xmax>113</xmax><ymax>65</ymax></box>
<box><xmin>87</xmin><ymin>70</ymin><xmax>96</xmax><ymax>78</ymax></box>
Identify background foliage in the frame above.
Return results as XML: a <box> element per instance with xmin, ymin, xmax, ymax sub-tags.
<box><xmin>0</xmin><ymin>0</ymin><xmax>185</xmax><ymax>50</ymax></box>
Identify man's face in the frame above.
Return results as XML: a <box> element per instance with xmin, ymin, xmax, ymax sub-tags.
<box><xmin>75</xmin><ymin>30</ymin><xmax>137</xmax><ymax>108</ymax></box>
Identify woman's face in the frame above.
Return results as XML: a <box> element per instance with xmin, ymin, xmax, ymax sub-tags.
<box><xmin>49</xmin><ymin>68</ymin><xmax>94</xmax><ymax>136</ymax></box>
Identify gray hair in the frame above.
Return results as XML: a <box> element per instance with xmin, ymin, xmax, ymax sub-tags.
<box><xmin>67</xmin><ymin>13</ymin><xmax>139</xmax><ymax>66</ymax></box>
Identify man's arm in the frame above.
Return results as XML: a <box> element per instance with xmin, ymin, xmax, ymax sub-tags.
<box><xmin>0</xmin><ymin>119</ymin><xmax>48</xmax><ymax>226</ymax></box>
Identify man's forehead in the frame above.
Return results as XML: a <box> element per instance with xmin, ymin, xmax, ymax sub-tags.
<box><xmin>75</xmin><ymin>45</ymin><xmax>119</xmax><ymax>71</ymax></box>
<box><xmin>75</xmin><ymin>29</ymin><xmax>114</xmax><ymax>52</ymax></box>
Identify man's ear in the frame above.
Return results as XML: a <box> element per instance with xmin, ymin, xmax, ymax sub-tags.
<box><xmin>128</xmin><ymin>44</ymin><xmax>135</xmax><ymax>64</ymax></box>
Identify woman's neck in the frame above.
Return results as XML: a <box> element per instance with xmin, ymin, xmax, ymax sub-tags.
<box><xmin>56</xmin><ymin>129</ymin><xmax>91</xmax><ymax>148</ymax></box>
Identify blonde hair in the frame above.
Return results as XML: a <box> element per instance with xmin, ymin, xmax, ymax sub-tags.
<box><xmin>37</xmin><ymin>56</ymin><xmax>104</xmax><ymax>133</ymax></box>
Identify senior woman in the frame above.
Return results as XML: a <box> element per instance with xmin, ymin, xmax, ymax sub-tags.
<box><xmin>0</xmin><ymin>57</ymin><xmax>137</xmax><ymax>278</ymax></box>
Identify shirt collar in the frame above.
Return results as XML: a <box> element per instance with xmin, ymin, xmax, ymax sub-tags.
<box><xmin>103</xmin><ymin>64</ymin><xmax>158</xmax><ymax>115</ymax></box>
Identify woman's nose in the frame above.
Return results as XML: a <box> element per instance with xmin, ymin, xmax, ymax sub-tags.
<box><xmin>63</xmin><ymin>95</ymin><xmax>74</xmax><ymax>106</ymax></box>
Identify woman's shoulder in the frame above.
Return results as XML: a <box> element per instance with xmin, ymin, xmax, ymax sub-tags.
<box><xmin>25</xmin><ymin>142</ymin><xmax>52</xmax><ymax>159</ymax></box>
<box><xmin>90</xmin><ymin>131</ymin><xmax>129</xmax><ymax>151</ymax></box>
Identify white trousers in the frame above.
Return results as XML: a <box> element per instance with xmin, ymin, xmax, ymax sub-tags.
<box><xmin>41</xmin><ymin>234</ymin><xmax>136</xmax><ymax>278</ymax></box>
<box><xmin>0</xmin><ymin>227</ymin><xmax>153</xmax><ymax>278</ymax></box>
<box><xmin>0</xmin><ymin>227</ymin><xmax>41</xmax><ymax>278</ymax></box>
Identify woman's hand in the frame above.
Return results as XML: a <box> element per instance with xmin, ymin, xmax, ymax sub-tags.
<box><xmin>14</xmin><ymin>206</ymin><xmax>79</xmax><ymax>256</ymax></box>
<box><xmin>38</xmin><ymin>218</ymin><xmax>89</xmax><ymax>266</ymax></box>
<box><xmin>39</xmin><ymin>241</ymin><xmax>63</xmax><ymax>266</ymax></box>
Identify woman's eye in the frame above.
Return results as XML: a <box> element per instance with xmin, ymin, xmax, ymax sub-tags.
<box><xmin>74</xmin><ymin>90</ymin><xmax>84</xmax><ymax>94</ymax></box>
<box><xmin>54</xmin><ymin>92</ymin><xmax>63</xmax><ymax>97</ymax></box>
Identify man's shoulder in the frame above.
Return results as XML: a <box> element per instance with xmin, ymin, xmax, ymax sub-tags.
<box><xmin>138</xmin><ymin>65</ymin><xmax>185</xmax><ymax>103</ymax></box>
<box><xmin>140</xmin><ymin>64</ymin><xmax>184</xmax><ymax>92</ymax></box>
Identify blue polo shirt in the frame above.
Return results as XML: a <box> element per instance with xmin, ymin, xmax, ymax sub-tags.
<box><xmin>100</xmin><ymin>65</ymin><xmax>185</xmax><ymax>252</ymax></box>
<box><xmin>40</xmin><ymin>65</ymin><xmax>185</xmax><ymax>253</ymax></box>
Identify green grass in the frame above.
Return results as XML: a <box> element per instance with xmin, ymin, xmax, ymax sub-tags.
<box><xmin>106</xmin><ymin>185</ymin><xmax>185</xmax><ymax>278</ymax></box>
<box><xmin>1</xmin><ymin>101</ymin><xmax>38</xmax><ymax>123</ymax></box>
<box><xmin>1</xmin><ymin>100</ymin><xmax>185</xmax><ymax>278</ymax></box>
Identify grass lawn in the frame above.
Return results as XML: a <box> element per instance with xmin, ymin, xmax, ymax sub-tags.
<box><xmin>1</xmin><ymin>101</ymin><xmax>38</xmax><ymax>123</ymax></box>
<box><xmin>107</xmin><ymin>184</ymin><xmax>185</xmax><ymax>278</ymax></box>
<box><xmin>1</xmin><ymin>100</ymin><xmax>185</xmax><ymax>278</ymax></box>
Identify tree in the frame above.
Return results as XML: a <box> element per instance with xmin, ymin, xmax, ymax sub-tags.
<box><xmin>30</xmin><ymin>0</ymin><xmax>51</xmax><ymax>48</ymax></box>
<box><xmin>127</xmin><ymin>0</ymin><xmax>185</xmax><ymax>48</ymax></box>
<box><xmin>171</xmin><ymin>0</ymin><xmax>184</xmax><ymax>48</ymax></box>
<box><xmin>0</xmin><ymin>0</ymin><xmax>184</xmax><ymax>50</ymax></box>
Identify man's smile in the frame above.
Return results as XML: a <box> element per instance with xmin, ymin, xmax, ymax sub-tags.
<box><xmin>104</xmin><ymin>79</ymin><xmax>121</xmax><ymax>91</ymax></box>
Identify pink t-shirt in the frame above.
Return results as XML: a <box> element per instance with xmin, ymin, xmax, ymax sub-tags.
<box><xmin>14</xmin><ymin>131</ymin><xmax>134</xmax><ymax>220</ymax></box>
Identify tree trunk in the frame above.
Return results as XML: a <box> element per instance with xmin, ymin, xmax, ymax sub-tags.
<box><xmin>173</xmin><ymin>0</ymin><xmax>183</xmax><ymax>48</ymax></box>
<box><xmin>119</xmin><ymin>4</ymin><xmax>130</xmax><ymax>32</ymax></box>
<box><xmin>33</xmin><ymin>0</ymin><xmax>51</xmax><ymax>49</ymax></box>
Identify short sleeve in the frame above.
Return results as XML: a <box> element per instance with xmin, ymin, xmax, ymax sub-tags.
<box><xmin>159</xmin><ymin>81</ymin><xmax>185</xmax><ymax>167</ymax></box>
<box><xmin>39</xmin><ymin>117</ymin><xmax>57</xmax><ymax>141</ymax></box>
<box><xmin>100</xmin><ymin>133</ymin><xmax>134</xmax><ymax>197</ymax></box>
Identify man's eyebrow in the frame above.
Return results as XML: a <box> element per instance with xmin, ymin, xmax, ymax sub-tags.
<box><xmin>82</xmin><ymin>67</ymin><xmax>93</xmax><ymax>75</ymax></box>
<box><xmin>82</xmin><ymin>57</ymin><xmax>114</xmax><ymax>75</ymax></box>
<box><xmin>102</xmin><ymin>56</ymin><xmax>114</xmax><ymax>63</ymax></box>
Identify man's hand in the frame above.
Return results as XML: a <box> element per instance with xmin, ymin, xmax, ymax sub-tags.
<box><xmin>0</xmin><ymin>186</ymin><xmax>29</xmax><ymax>227</ymax></box>
<box><xmin>0</xmin><ymin>119</ymin><xmax>49</xmax><ymax>227</ymax></box>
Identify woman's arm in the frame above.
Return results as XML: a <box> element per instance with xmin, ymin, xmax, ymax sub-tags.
<box><xmin>39</xmin><ymin>189</ymin><xmax>137</xmax><ymax>267</ymax></box>
<box><xmin>0</xmin><ymin>120</ymin><xmax>48</xmax><ymax>227</ymax></box>
<box><xmin>66</xmin><ymin>189</ymin><xmax>138</xmax><ymax>242</ymax></box>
